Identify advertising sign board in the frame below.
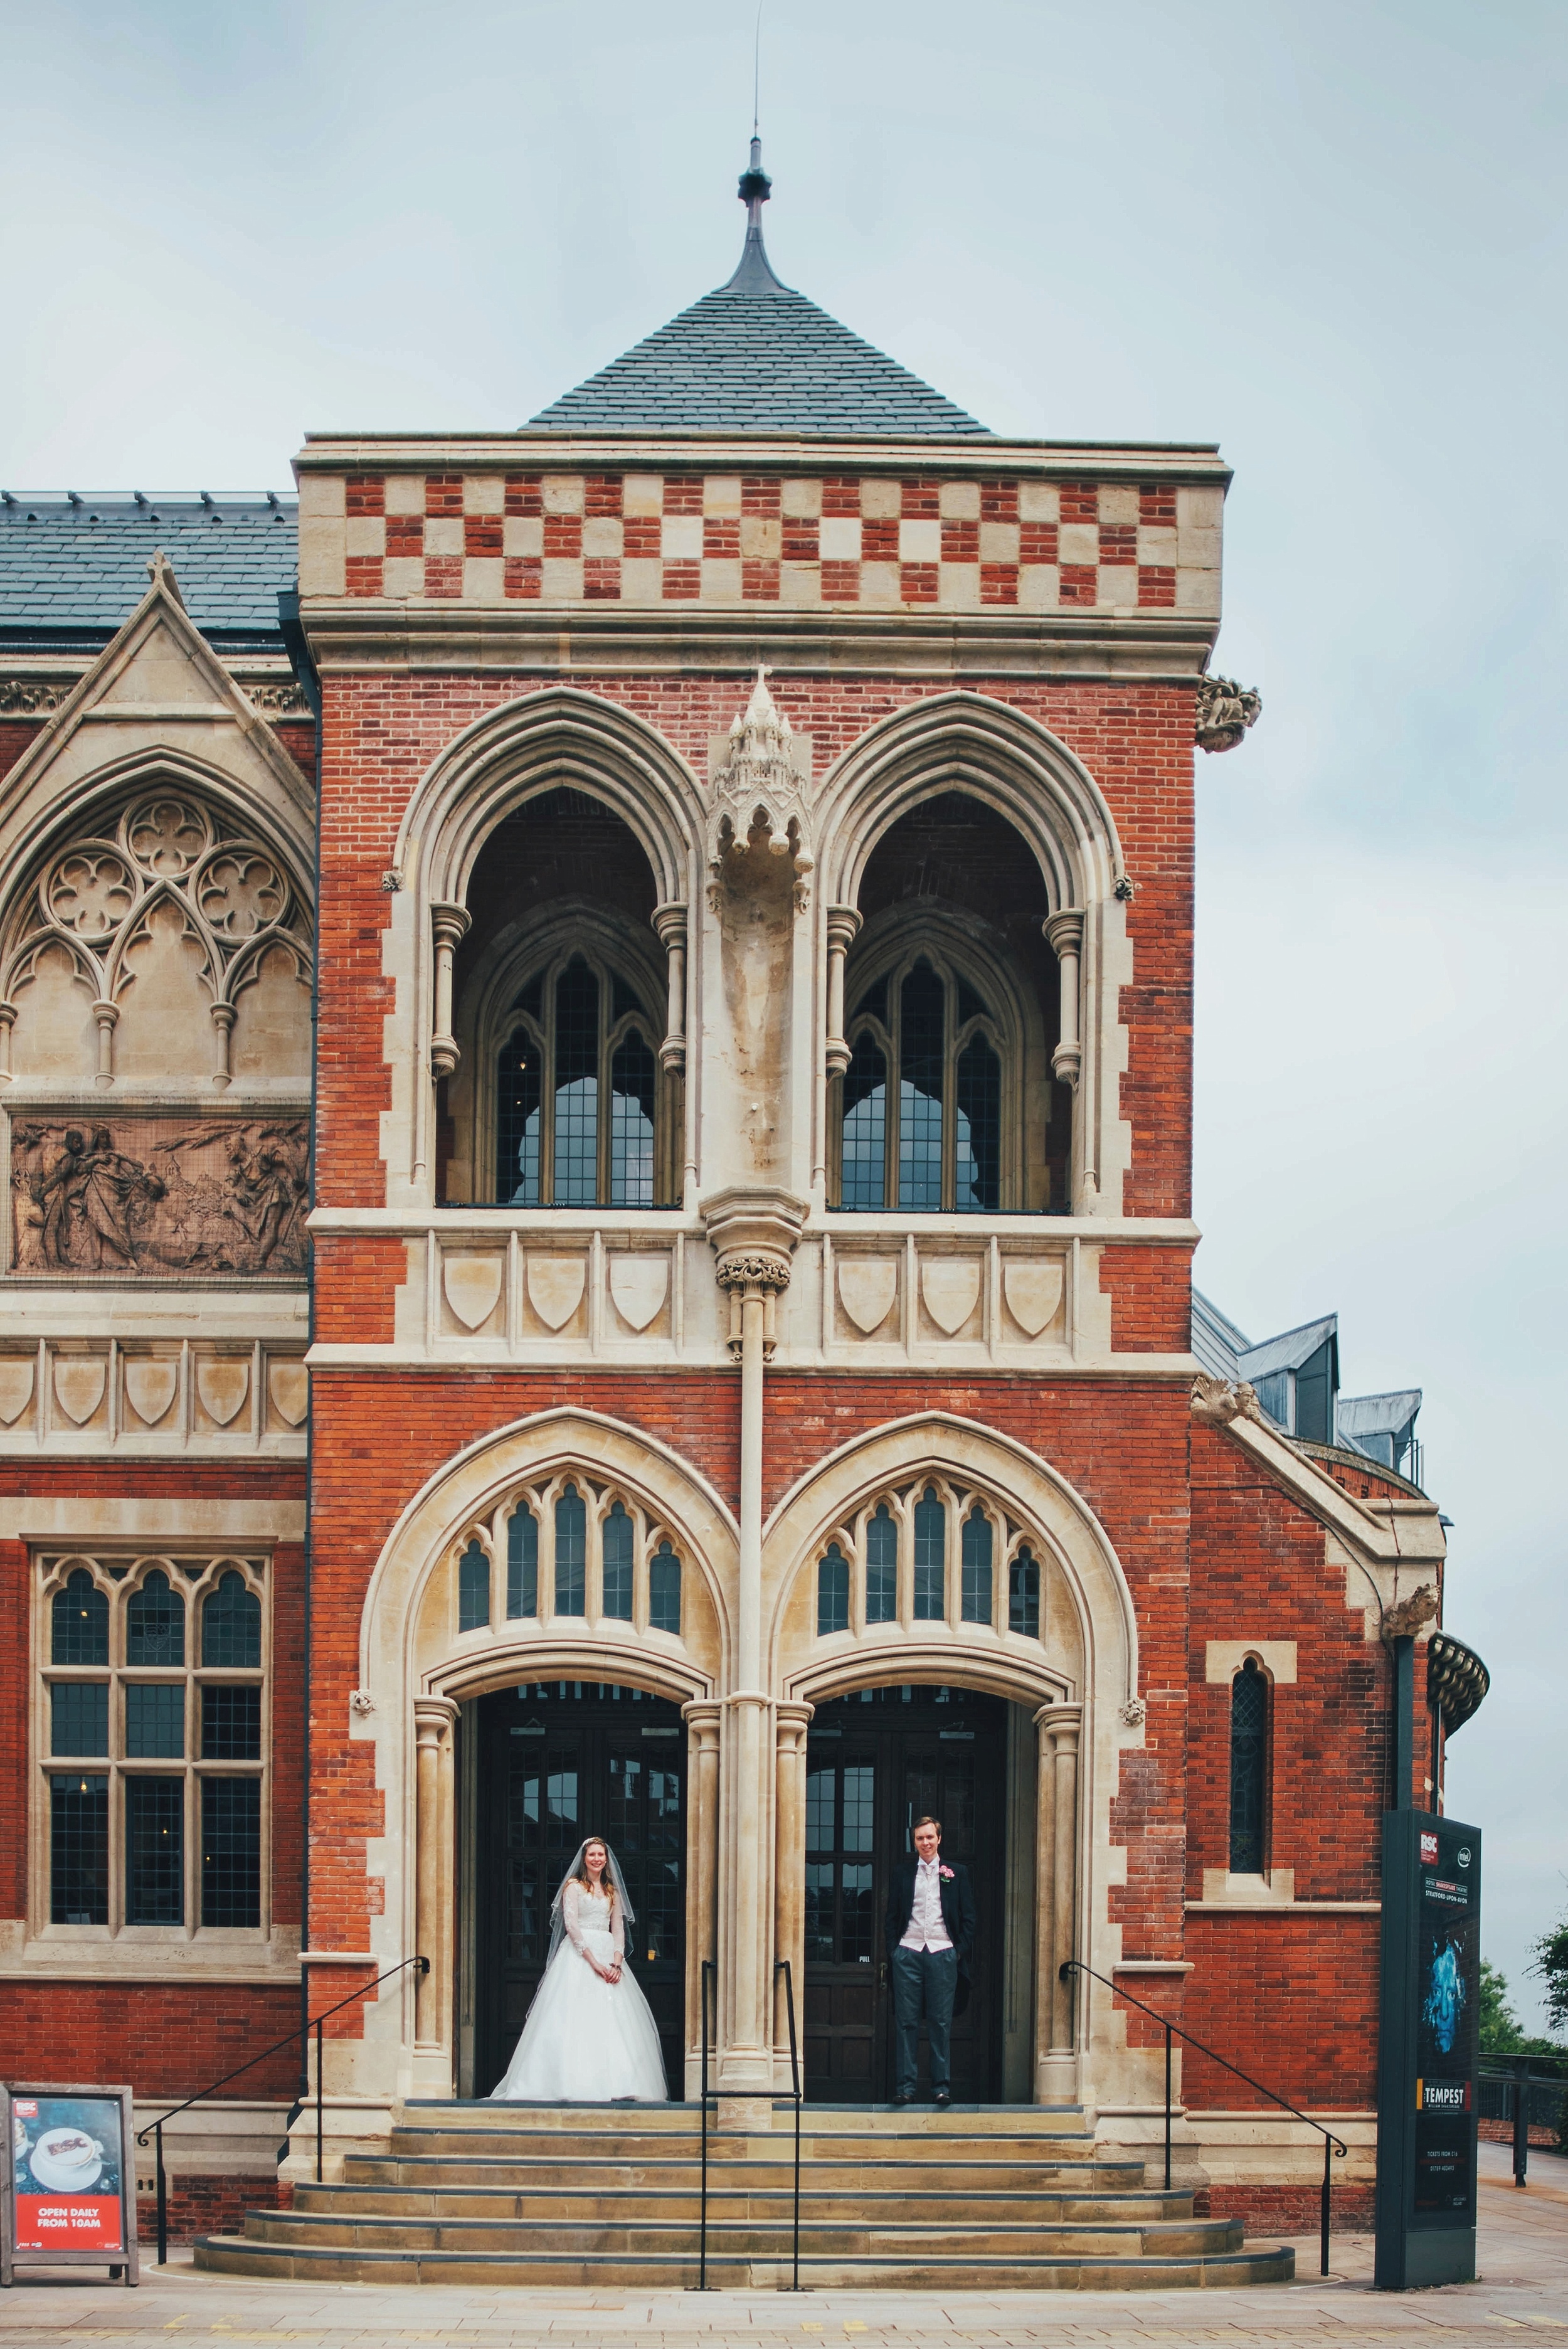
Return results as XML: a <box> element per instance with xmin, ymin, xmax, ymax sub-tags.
<box><xmin>1374</xmin><ymin>1811</ymin><xmax>1481</xmax><ymax>2289</ymax></box>
<box><xmin>1</xmin><ymin>2083</ymin><xmax>138</xmax><ymax>2286</ymax></box>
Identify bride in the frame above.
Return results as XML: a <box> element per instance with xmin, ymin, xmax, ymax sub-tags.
<box><xmin>489</xmin><ymin>1836</ymin><xmax>667</xmax><ymax>2102</ymax></box>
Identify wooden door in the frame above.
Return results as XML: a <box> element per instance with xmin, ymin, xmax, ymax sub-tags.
<box><xmin>474</xmin><ymin>1681</ymin><xmax>686</xmax><ymax>2096</ymax></box>
<box><xmin>803</xmin><ymin>1686</ymin><xmax>1007</xmax><ymax>2102</ymax></box>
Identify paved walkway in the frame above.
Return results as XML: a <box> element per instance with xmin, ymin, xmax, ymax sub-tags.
<box><xmin>2</xmin><ymin>2147</ymin><xmax>1564</xmax><ymax>2349</ymax></box>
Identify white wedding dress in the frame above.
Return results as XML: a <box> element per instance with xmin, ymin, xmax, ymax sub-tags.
<box><xmin>489</xmin><ymin>1880</ymin><xmax>667</xmax><ymax>2102</ymax></box>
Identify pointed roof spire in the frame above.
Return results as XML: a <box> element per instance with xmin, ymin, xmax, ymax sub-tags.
<box><xmin>723</xmin><ymin>134</ymin><xmax>788</xmax><ymax>295</ymax></box>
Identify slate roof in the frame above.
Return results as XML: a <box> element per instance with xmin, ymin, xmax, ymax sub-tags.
<box><xmin>530</xmin><ymin>146</ymin><xmax>990</xmax><ymax>440</ymax></box>
<box><xmin>0</xmin><ymin>496</ymin><xmax>297</xmax><ymax>651</ymax></box>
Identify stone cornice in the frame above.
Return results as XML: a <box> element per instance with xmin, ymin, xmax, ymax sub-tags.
<box><xmin>300</xmin><ymin>601</ymin><xmax>1221</xmax><ymax>679</ymax></box>
<box><xmin>295</xmin><ymin>432</ymin><xmax>1232</xmax><ymax>487</ymax></box>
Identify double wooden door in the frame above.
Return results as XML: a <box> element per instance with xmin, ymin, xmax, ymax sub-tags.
<box><xmin>803</xmin><ymin>1686</ymin><xmax>1007</xmax><ymax>2102</ymax></box>
<box><xmin>474</xmin><ymin>1681</ymin><xmax>686</xmax><ymax>2096</ymax></box>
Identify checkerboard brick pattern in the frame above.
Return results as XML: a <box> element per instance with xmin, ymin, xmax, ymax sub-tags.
<box><xmin>312</xmin><ymin>471</ymin><xmax>1222</xmax><ymax>615</ymax></box>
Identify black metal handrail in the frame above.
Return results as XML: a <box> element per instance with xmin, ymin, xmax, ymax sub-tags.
<box><xmin>135</xmin><ymin>1954</ymin><xmax>428</xmax><ymax>2265</ymax></box>
<box><xmin>1060</xmin><ymin>1958</ymin><xmax>1348</xmax><ymax>2278</ymax></box>
<box><xmin>694</xmin><ymin>1957</ymin><xmax>802</xmax><ymax>2291</ymax></box>
<box><xmin>1479</xmin><ymin>2054</ymin><xmax>1568</xmax><ymax>2187</ymax></box>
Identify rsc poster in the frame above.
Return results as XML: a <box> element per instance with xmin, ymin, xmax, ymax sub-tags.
<box><xmin>9</xmin><ymin>2094</ymin><xmax>127</xmax><ymax>2254</ymax></box>
<box><xmin>1411</xmin><ymin>1820</ymin><xmax>1479</xmax><ymax>2223</ymax></box>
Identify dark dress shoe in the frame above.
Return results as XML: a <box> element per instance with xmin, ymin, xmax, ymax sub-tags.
<box><xmin>933</xmin><ymin>2086</ymin><xmax>951</xmax><ymax>2106</ymax></box>
<box><xmin>893</xmin><ymin>2087</ymin><xmax>915</xmax><ymax>2105</ymax></box>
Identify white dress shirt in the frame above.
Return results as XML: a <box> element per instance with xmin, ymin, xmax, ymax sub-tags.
<box><xmin>900</xmin><ymin>1855</ymin><xmax>953</xmax><ymax>1952</ymax></box>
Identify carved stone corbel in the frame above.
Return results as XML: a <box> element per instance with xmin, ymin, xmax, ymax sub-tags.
<box><xmin>429</xmin><ymin>902</ymin><xmax>471</xmax><ymax>1082</ymax></box>
<box><xmin>1190</xmin><ymin>1372</ymin><xmax>1265</xmax><ymax>1428</ymax></box>
<box><xmin>1195</xmin><ymin>677</ymin><xmax>1262</xmax><ymax>753</ymax></box>
<box><xmin>1383</xmin><ymin>1585</ymin><xmax>1439</xmax><ymax>1641</ymax></box>
<box><xmin>702</xmin><ymin>1187</ymin><xmax>807</xmax><ymax>1363</ymax></box>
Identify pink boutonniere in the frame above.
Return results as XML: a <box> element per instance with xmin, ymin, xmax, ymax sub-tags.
<box><xmin>940</xmin><ymin>1865</ymin><xmax>955</xmax><ymax>1880</ymax></box>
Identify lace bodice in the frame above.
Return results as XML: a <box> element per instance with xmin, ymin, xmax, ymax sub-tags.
<box><xmin>561</xmin><ymin>1878</ymin><xmax>625</xmax><ymax>1957</ymax></box>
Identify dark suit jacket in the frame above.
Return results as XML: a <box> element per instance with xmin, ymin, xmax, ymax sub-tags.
<box><xmin>885</xmin><ymin>1855</ymin><xmax>977</xmax><ymax>1976</ymax></box>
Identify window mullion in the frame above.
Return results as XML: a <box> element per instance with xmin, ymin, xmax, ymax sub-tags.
<box><xmin>597</xmin><ymin>998</ymin><xmax>612</xmax><ymax>1207</ymax></box>
<box><xmin>539</xmin><ymin>972</ymin><xmax>557</xmax><ymax>1204</ymax></box>
<box><xmin>886</xmin><ymin>1001</ymin><xmax>900</xmax><ymax>1210</ymax></box>
<box><xmin>941</xmin><ymin>976</ymin><xmax>956</xmax><ymax>1212</ymax></box>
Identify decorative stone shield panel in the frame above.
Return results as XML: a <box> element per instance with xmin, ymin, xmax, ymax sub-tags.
<box><xmin>921</xmin><ymin>1258</ymin><xmax>980</xmax><ymax>1336</ymax></box>
<box><xmin>124</xmin><ymin>1359</ymin><xmax>179</xmax><ymax>1426</ymax></box>
<box><xmin>609</xmin><ymin>1255</ymin><xmax>668</xmax><ymax>1332</ymax></box>
<box><xmin>53</xmin><ymin>1357</ymin><xmax>106</xmax><ymax>1424</ymax></box>
<box><xmin>268</xmin><ymin>1359</ymin><xmax>309</xmax><ymax>1427</ymax></box>
<box><xmin>197</xmin><ymin>1357</ymin><xmax>250</xmax><ymax>1427</ymax></box>
<box><xmin>527</xmin><ymin>1255</ymin><xmax>586</xmax><ymax>1332</ymax></box>
<box><xmin>443</xmin><ymin>1253</ymin><xmax>504</xmax><ymax>1332</ymax></box>
<box><xmin>0</xmin><ymin>1359</ymin><xmax>33</xmax><ymax>1424</ymax></box>
<box><xmin>1004</xmin><ymin>1259</ymin><xmax>1065</xmax><ymax>1339</ymax></box>
<box><xmin>838</xmin><ymin>1258</ymin><xmax>898</xmax><ymax>1336</ymax></box>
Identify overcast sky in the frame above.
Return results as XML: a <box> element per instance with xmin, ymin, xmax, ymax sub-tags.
<box><xmin>4</xmin><ymin>1</ymin><xmax>1565</xmax><ymax>2029</ymax></box>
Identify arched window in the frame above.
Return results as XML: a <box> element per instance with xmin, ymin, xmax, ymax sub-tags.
<box><xmin>817</xmin><ymin>1545</ymin><xmax>850</xmax><ymax>1635</ymax></box>
<box><xmin>202</xmin><ymin>1570</ymin><xmax>261</xmax><ymax>1667</ymax></box>
<box><xmin>507</xmin><ymin>1506</ymin><xmax>538</xmax><ymax>1619</ymax></box>
<box><xmin>53</xmin><ymin>1567</ymin><xmax>108</xmax><ymax>1665</ymax></box>
<box><xmin>865</xmin><ymin>1505</ymin><xmax>898</xmax><ymax>1624</ymax></box>
<box><xmin>1229</xmin><ymin>1657</ymin><xmax>1269</xmax><ymax>1873</ymax></box>
<box><xmin>961</xmin><ymin>1507</ymin><xmax>993</xmax><ymax>1625</ymax></box>
<box><xmin>458</xmin><ymin>1538</ymin><xmax>490</xmax><ymax>1631</ymax></box>
<box><xmin>495</xmin><ymin>953</ymin><xmax>664</xmax><ymax>1207</ymax></box>
<box><xmin>1009</xmin><ymin>1546</ymin><xmax>1041</xmax><ymax>1640</ymax></box>
<box><xmin>127</xmin><ymin>1569</ymin><xmax>183</xmax><ymax>1666</ymax></box>
<box><xmin>602</xmin><ymin>1502</ymin><xmax>633</xmax><ymax>1621</ymax></box>
<box><xmin>649</xmin><ymin>1542</ymin><xmax>681</xmax><ymax>1634</ymax></box>
<box><xmin>913</xmin><ymin>1488</ymin><xmax>946</xmax><ymax>1620</ymax></box>
<box><xmin>836</xmin><ymin>955</ymin><xmax>1004</xmax><ymax>1211</ymax></box>
<box><xmin>554</xmin><ymin>1485</ymin><xmax>586</xmax><ymax>1616</ymax></box>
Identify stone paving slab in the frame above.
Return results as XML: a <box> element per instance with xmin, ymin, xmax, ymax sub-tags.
<box><xmin>1</xmin><ymin>2147</ymin><xmax>1562</xmax><ymax>2349</ymax></box>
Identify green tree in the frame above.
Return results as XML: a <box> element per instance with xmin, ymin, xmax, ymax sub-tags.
<box><xmin>1532</xmin><ymin>1912</ymin><xmax>1568</xmax><ymax>2040</ymax></box>
<box><xmin>1480</xmin><ymin>1958</ymin><xmax>1527</xmax><ymax>2054</ymax></box>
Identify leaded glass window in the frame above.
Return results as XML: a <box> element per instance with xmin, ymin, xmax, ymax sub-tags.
<box><xmin>649</xmin><ymin>1542</ymin><xmax>681</xmax><ymax>1634</ymax></box>
<box><xmin>495</xmin><ymin>952</ymin><xmax>668</xmax><ymax>1207</ymax></box>
<box><xmin>865</xmin><ymin>1505</ymin><xmax>898</xmax><ymax>1623</ymax></box>
<box><xmin>960</xmin><ymin>1507</ymin><xmax>993</xmax><ymax>1625</ymax></box>
<box><xmin>601</xmin><ymin>1502</ymin><xmax>633</xmax><ymax>1621</ymax></box>
<box><xmin>913</xmin><ymin>1488</ymin><xmax>946</xmax><ymax>1620</ymax></box>
<box><xmin>1229</xmin><ymin>1657</ymin><xmax>1269</xmax><ymax>1874</ymax></box>
<box><xmin>1009</xmin><ymin>1546</ymin><xmax>1041</xmax><ymax>1640</ymax></box>
<box><xmin>836</xmin><ymin>952</ymin><xmax>1005</xmax><ymax>1211</ymax></box>
<box><xmin>507</xmin><ymin>1507</ymin><xmax>538</xmax><ymax>1619</ymax></box>
<box><xmin>817</xmin><ymin>1544</ymin><xmax>850</xmax><ymax>1635</ymax></box>
<box><xmin>554</xmin><ymin>1486</ymin><xmax>586</xmax><ymax>1617</ymax></box>
<box><xmin>458</xmin><ymin>1537</ymin><xmax>490</xmax><ymax>1631</ymax></box>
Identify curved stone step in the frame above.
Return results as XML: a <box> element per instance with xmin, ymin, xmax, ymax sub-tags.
<box><xmin>350</xmin><ymin>2154</ymin><xmax>1128</xmax><ymax>2192</ymax></box>
<box><xmin>294</xmin><ymin>2183</ymin><xmax>1190</xmax><ymax>2224</ymax></box>
<box><xmin>193</xmin><ymin>2236</ymin><xmax>1296</xmax><ymax>2290</ymax></box>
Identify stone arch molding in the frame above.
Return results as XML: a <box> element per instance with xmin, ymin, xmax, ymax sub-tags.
<box><xmin>763</xmin><ymin>1412</ymin><xmax>1140</xmax><ymax>1719</ymax></box>
<box><xmin>358</xmin><ymin>1406</ymin><xmax>739</xmax><ymax>1714</ymax></box>
<box><xmin>395</xmin><ymin>686</ymin><xmax>706</xmax><ymax>911</ymax></box>
<box><xmin>813</xmin><ymin>692</ymin><xmax>1128</xmax><ymax>916</ymax></box>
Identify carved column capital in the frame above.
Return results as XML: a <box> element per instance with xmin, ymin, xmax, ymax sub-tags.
<box><xmin>652</xmin><ymin>901</ymin><xmax>689</xmax><ymax>952</ymax></box>
<box><xmin>652</xmin><ymin>901</ymin><xmax>689</xmax><ymax>1071</ymax></box>
<box><xmin>702</xmin><ymin>1186</ymin><xmax>807</xmax><ymax>1362</ymax></box>
<box><xmin>825</xmin><ymin>904</ymin><xmax>862</xmax><ymax>954</ymax></box>
<box><xmin>413</xmin><ymin>1694</ymin><xmax>459</xmax><ymax>1747</ymax></box>
<box><xmin>714</xmin><ymin>1249</ymin><xmax>793</xmax><ymax>1295</ymax></box>
<box><xmin>430</xmin><ymin>903</ymin><xmax>471</xmax><ymax>1082</ymax></box>
<box><xmin>1044</xmin><ymin>909</ymin><xmax>1084</xmax><ymax>959</ymax></box>
<box><xmin>824</xmin><ymin>904</ymin><xmax>862</xmax><ymax>1078</ymax></box>
<box><xmin>430</xmin><ymin>903</ymin><xmax>472</xmax><ymax>953</ymax></box>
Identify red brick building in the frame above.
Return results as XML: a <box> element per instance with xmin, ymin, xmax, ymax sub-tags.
<box><xmin>0</xmin><ymin>149</ymin><xmax>1478</xmax><ymax>2252</ymax></box>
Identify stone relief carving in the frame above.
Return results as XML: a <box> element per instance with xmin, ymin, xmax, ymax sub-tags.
<box><xmin>9</xmin><ymin>1115</ymin><xmax>309</xmax><ymax>1276</ymax></box>
<box><xmin>0</xmin><ymin>786</ymin><xmax>312</xmax><ymax>1089</ymax></box>
<box><xmin>1382</xmin><ymin>1585</ymin><xmax>1439</xmax><ymax>1641</ymax></box>
<box><xmin>1194</xmin><ymin>676</ymin><xmax>1262</xmax><ymax>753</ymax></box>
<box><xmin>1120</xmin><ymin>1696</ymin><xmax>1147</xmax><ymax>1728</ymax></box>
<box><xmin>0</xmin><ymin>679</ymin><xmax>72</xmax><ymax>715</ymax></box>
<box><xmin>245</xmin><ymin>681</ymin><xmax>310</xmax><ymax>716</ymax></box>
<box><xmin>1190</xmin><ymin>1371</ymin><xmax>1264</xmax><ymax>1427</ymax></box>
<box><xmin>707</xmin><ymin>669</ymin><xmax>813</xmax><ymax>911</ymax></box>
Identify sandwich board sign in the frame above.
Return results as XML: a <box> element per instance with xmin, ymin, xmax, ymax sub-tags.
<box><xmin>1374</xmin><ymin>1813</ymin><xmax>1481</xmax><ymax>2289</ymax></box>
<box><xmin>1</xmin><ymin>2083</ymin><xmax>138</xmax><ymax>2286</ymax></box>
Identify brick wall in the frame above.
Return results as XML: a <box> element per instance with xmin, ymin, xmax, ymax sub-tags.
<box><xmin>312</xmin><ymin>673</ymin><xmax>1194</xmax><ymax>1219</ymax></box>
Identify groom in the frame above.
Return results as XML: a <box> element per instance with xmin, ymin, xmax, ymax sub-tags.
<box><xmin>884</xmin><ymin>1813</ymin><xmax>976</xmax><ymax>2106</ymax></box>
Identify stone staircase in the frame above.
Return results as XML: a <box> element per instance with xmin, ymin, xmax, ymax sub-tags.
<box><xmin>194</xmin><ymin>2099</ymin><xmax>1294</xmax><ymax>2289</ymax></box>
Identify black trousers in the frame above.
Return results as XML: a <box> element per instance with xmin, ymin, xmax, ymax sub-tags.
<box><xmin>889</xmin><ymin>1943</ymin><xmax>959</xmax><ymax>2092</ymax></box>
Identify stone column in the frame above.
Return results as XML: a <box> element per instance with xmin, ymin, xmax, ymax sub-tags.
<box><xmin>702</xmin><ymin>1185</ymin><xmax>805</xmax><ymax>2092</ymax></box>
<box><xmin>92</xmin><ymin>999</ymin><xmax>118</xmax><ymax>1090</ymax></box>
<box><xmin>824</xmin><ymin>906</ymin><xmax>862</xmax><ymax>1078</ymax></box>
<box><xmin>429</xmin><ymin>903</ymin><xmax>471</xmax><ymax>1081</ymax></box>
<box><xmin>682</xmin><ymin>1698</ymin><xmax>722</xmax><ymax>2099</ymax></box>
<box><xmin>652</xmin><ymin>902</ymin><xmax>689</xmax><ymax>1070</ymax></box>
<box><xmin>773</xmin><ymin>1702</ymin><xmax>813</xmax><ymax>2087</ymax></box>
<box><xmin>413</xmin><ymin>1695</ymin><xmax>458</xmax><ymax>2087</ymax></box>
<box><xmin>1044</xmin><ymin>910</ymin><xmax>1084</xmax><ymax>1089</ymax></box>
<box><xmin>1033</xmin><ymin>1704</ymin><xmax>1081</xmax><ymax>2101</ymax></box>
